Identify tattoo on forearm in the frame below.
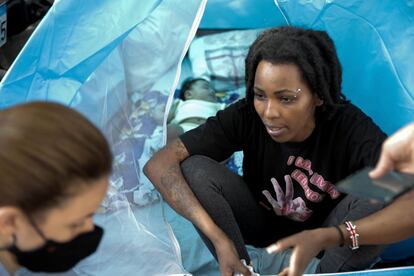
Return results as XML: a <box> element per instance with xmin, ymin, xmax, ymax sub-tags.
<box><xmin>172</xmin><ymin>139</ymin><xmax>188</xmax><ymax>160</ymax></box>
<box><xmin>159</xmin><ymin>139</ymin><xmax>200</xmax><ymax>221</ymax></box>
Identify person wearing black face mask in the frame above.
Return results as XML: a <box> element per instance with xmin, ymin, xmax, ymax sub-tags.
<box><xmin>6</xmin><ymin>217</ymin><xmax>104</xmax><ymax>273</ymax></box>
<box><xmin>0</xmin><ymin>102</ymin><xmax>112</xmax><ymax>274</ymax></box>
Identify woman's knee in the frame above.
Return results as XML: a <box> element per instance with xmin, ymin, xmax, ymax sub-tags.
<box><xmin>344</xmin><ymin>195</ymin><xmax>384</xmax><ymax>217</ymax></box>
<box><xmin>323</xmin><ymin>195</ymin><xmax>385</xmax><ymax>227</ymax></box>
<box><xmin>181</xmin><ymin>155</ymin><xmax>222</xmax><ymax>189</ymax></box>
<box><xmin>181</xmin><ymin>155</ymin><xmax>217</xmax><ymax>177</ymax></box>
<box><xmin>334</xmin><ymin>195</ymin><xmax>385</xmax><ymax>223</ymax></box>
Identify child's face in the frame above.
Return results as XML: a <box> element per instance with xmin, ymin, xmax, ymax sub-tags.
<box><xmin>187</xmin><ymin>80</ymin><xmax>217</xmax><ymax>102</ymax></box>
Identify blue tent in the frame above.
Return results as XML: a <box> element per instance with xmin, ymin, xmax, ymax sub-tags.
<box><xmin>1</xmin><ymin>0</ymin><xmax>413</xmax><ymax>275</ymax></box>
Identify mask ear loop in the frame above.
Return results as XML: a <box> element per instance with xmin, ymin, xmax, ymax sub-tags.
<box><xmin>0</xmin><ymin>215</ymin><xmax>48</xmax><ymax>251</ymax></box>
<box><xmin>0</xmin><ymin>235</ymin><xmax>16</xmax><ymax>250</ymax></box>
<box><xmin>26</xmin><ymin>216</ymin><xmax>47</xmax><ymax>242</ymax></box>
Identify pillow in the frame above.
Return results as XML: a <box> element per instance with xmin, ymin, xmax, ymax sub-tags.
<box><xmin>188</xmin><ymin>29</ymin><xmax>264</xmax><ymax>91</ymax></box>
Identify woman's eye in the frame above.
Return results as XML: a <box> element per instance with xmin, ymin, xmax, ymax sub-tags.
<box><xmin>254</xmin><ymin>93</ymin><xmax>266</xmax><ymax>100</ymax></box>
<box><xmin>279</xmin><ymin>96</ymin><xmax>295</xmax><ymax>104</ymax></box>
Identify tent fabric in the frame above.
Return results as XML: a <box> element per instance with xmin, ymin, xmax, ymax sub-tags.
<box><xmin>198</xmin><ymin>0</ymin><xmax>285</xmax><ymax>29</ymax></box>
<box><xmin>0</xmin><ymin>0</ymin><xmax>414</xmax><ymax>275</ymax></box>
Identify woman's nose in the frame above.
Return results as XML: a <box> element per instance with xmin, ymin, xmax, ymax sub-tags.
<box><xmin>79</xmin><ymin>218</ymin><xmax>95</xmax><ymax>234</ymax></box>
<box><xmin>264</xmin><ymin>100</ymin><xmax>281</xmax><ymax>119</ymax></box>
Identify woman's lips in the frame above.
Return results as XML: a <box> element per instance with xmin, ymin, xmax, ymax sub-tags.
<box><xmin>265</xmin><ymin>125</ymin><xmax>287</xmax><ymax>137</ymax></box>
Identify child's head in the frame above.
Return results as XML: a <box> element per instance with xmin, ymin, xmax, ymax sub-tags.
<box><xmin>179</xmin><ymin>78</ymin><xmax>217</xmax><ymax>102</ymax></box>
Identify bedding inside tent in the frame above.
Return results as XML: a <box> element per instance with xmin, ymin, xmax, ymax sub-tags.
<box><xmin>0</xmin><ymin>0</ymin><xmax>413</xmax><ymax>275</ymax></box>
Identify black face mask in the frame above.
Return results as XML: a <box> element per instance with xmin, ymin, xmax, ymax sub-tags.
<box><xmin>7</xmin><ymin>222</ymin><xmax>103</xmax><ymax>273</ymax></box>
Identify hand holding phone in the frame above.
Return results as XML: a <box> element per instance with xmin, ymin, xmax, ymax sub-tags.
<box><xmin>337</xmin><ymin>167</ymin><xmax>414</xmax><ymax>204</ymax></box>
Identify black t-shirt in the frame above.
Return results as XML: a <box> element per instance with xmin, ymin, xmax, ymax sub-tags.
<box><xmin>180</xmin><ymin>100</ymin><xmax>387</xmax><ymax>235</ymax></box>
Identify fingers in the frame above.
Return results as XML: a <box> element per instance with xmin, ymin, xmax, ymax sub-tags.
<box><xmin>369</xmin><ymin>150</ymin><xmax>394</xmax><ymax>179</ymax></box>
<box><xmin>266</xmin><ymin>243</ymin><xmax>279</xmax><ymax>254</ymax></box>
<box><xmin>271</xmin><ymin>177</ymin><xmax>285</xmax><ymax>203</ymax></box>
<box><xmin>284</xmin><ymin>175</ymin><xmax>294</xmax><ymax>201</ymax></box>
<box><xmin>262</xmin><ymin>190</ymin><xmax>279</xmax><ymax>209</ymax></box>
<box><xmin>288</xmin><ymin>249</ymin><xmax>307</xmax><ymax>276</ymax></box>
<box><xmin>239</xmin><ymin>263</ymin><xmax>251</xmax><ymax>276</ymax></box>
<box><xmin>371</xmin><ymin>123</ymin><xmax>414</xmax><ymax>178</ymax></box>
<box><xmin>273</xmin><ymin>251</ymin><xmax>306</xmax><ymax>276</ymax></box>
<box><xmin>266</xmin><ymin>236</ymin><xmax>293</xmax><ymax>254</ymax></box>
<box><xmin>268</xmin><ymin>239</ymin><xmax>305</xmax><ymax>276</ymax></box>
<box><xmin>231</xmin><ymin>262</ymin><xmax>251</xmax><ymax>276</ymax></box>
<box><xmin>237</xmin><ymin>259</ymin><xmax>251</xmax><ymax>275</ymax></box>
<box><xmin>278</xmin><ymin>267</ymin><xmax>290</xmax><ymax>276</ymax></box>
<box><xmin>220</xmin><ymin>270</ymin><xmax>233</xmax><ymax>276</ymax></box>
<box><xmin>278</xmin><ymin>260</ymin><xmax>303</xmax><ymax>276</ymax></box>
<box><xmin>219</xmin><ymin>260</ymin><xmax>251</xmax><ymax>276</ymax></box>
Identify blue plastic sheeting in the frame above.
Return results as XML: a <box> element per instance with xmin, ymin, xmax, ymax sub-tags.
<box><xmin>380</xmin><ymin>237</ymin><xmax>414</xmax><ymax>262</ymax></box>
<box><xmin>0</xmin><ymin>0</ymin><xmax>160</xmax><ymax>109</ymax></box>
<box><xmin>199</xmin><ymin>0</ymin><xmax>286</xmax><ymax>29</ymax></box>
<box><xmin>276</xmin><ymin>0</ymin><xmax>414</xmax><ymax>135</ymax></box>
<box><xmin>318</xmin><ymin>266</ymin><xmax>414</xmax><ymax>276</ymax></box>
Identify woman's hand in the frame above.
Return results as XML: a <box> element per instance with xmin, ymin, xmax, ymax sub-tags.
<box><xmin>267</xmin><ymin>228</ymin><xmax>339</xmax><ymax>276</ymax></box>
<box><xmin>370</xmin><ymin>122</ymin><xmax>414</xmax><ymax>178</ymax></box>
<box><xmin>214</xmin><ymin>236</ymin><xmax>251</xmax><ymax>276</ymax></box>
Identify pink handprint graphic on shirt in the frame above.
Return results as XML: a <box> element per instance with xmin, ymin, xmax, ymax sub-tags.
<box><xmin>262</xmin><ymin>175</ymin><xmax>313</xmax><ymax>222</ymax></box>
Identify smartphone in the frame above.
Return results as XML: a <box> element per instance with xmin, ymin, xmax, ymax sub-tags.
<box><xmin>336</xmin><ymin>167</ymin><xmax>414</xmax><ymax>204</ymax></box>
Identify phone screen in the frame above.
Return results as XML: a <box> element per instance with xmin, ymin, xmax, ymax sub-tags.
<box><xmin>336</xmin><ymin>167</ymin><xmax>414</xmax><ymax>203</ymax></box>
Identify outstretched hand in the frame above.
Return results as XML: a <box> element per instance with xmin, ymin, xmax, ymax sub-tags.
<box><xmin>266</xmin><ymin>228</ymin><xmax>337</xmax><ymax>276</ymax></box>
<box><xmin>370</xmin><ymin>123</ymin><xmax>414</xmax><ymax>178</ymax></box>
<box><xmin>214</xmin><ymin>236</ymin><xmax>251</xmax><ymax>276</ymax></box>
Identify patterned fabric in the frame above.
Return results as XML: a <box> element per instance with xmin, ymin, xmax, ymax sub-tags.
<box><xmin>188</xmin><ymin>29</ymin><xmax>264</xmax><ymax>91</ymax></box>
<box><xmin>108</xmin><ymin>90</ymin><xmax>167</xmax><ymax>206</ymax></box>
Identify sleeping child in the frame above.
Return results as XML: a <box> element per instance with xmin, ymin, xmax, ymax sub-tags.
<box><xmin>167</xmin><ymin>78</ymin><xmax>226</xmax><ymax>141</ymax></box>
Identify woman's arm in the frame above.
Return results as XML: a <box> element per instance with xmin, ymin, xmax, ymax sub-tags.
<box><xmin>348</xmin><ymin>189</ymin><xmax>414</xmax><ymax>245</ymax></box>
<box><xmin>270</xmin><ymin>188</ymin><xmax>414</xmax><ymax>276</ymax></box>
<box><xmin>143</xmin><ymin>138</ymin><xmax>250</xmax><ymax>276</ymax></box>
<box><xmin>144</xmin><ymin>139</ymin><xmax>220</xmax><ymax>238</ymax></box>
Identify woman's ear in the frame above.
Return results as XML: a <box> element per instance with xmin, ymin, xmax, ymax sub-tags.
<box><xmin>314</xmin><ymin>96</ymin><xmax>324</xmax><ymax>107</ymax></box>
<box><xmin>0</xmin><ymin>207</ymin><xmax>20</xmax><ymax>236</ymax></box>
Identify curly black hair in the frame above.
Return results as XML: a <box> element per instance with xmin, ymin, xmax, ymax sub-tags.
<box><xmin>245</xmin><ymin>26</ymin><xmax>347</xmax><ymax>112</ymax></box>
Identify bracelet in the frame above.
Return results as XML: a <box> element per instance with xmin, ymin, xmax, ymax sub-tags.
<box><xmin>344</xmin><ymin>221</ymin><xmax>360</xmax><ymax>250</ymax></box>
<box><xmin>334</xmin><ymin>225</ymin><xmax>345</xmax><ymax>247</ymax></box>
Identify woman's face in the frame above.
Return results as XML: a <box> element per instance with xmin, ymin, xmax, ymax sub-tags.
<box><xmin>253</xmin><ymin>61</ymin><xmax>322</xmax><ymax>143</ymax></box>
<box><xmin>14</xmin><ymin>176</ymin><xmax>109</xmax><ymax>251</ymax></box>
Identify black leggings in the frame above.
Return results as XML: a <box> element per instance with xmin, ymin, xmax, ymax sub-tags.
<box><xmin>181</xmin><ymin>155</ymin><xmax>385</xmax><ymax>273</ymax></box>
